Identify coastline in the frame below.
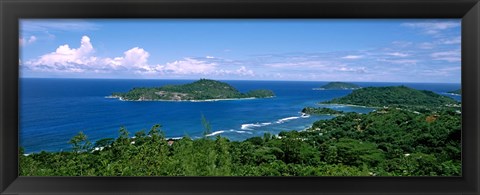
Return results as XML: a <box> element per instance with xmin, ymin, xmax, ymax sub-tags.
<box><xmin>317</xmin><ymin>103</ymin><xmax>380</xmax><ymax>109</ymax></box>
<box><xmin>105</xmin><ymin>95</ymin><xmax>275</xmax><ymax>102</ymax></box>
<box><xmin>444</xmin><ymin>92</ymin><xmax>461</xmax><ymax>96</ymax></box>
<box><xmin>312</xmin><ymin>88</ymin><xmax>360</xmax><ymax>90</ymax></box>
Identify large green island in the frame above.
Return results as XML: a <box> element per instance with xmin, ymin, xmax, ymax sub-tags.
<box><xmin>314</xmin><ymin>82</ymin><xmax>361</xmax><ymax>90</ymax></box>
<box><xmin>322</xmin><ymin>86</ymin><xmax>459</xmax><ymax>110</ymax></box>
<box><xmin>109</xmin><ymin>79</ymin><xmax>275</xmax><ymax>101</ymax></box>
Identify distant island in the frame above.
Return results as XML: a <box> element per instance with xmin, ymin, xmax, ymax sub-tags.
<box><xmin>313</xmin><ymin>82</ymin><xmax>361</xmax><ymax>90</ymax></box>
<box><xmin>301</xmin><ymin>107</ymin><xmax>344</xmax><ymax>115</ymax></box>
<box><xmin>448</xmin><ymin>89</ymin><xmax>461</xmax><ymax>95</ymax></box>
<box><xmin>108</xmin><ymin>79</ymin><xmax>275</xmax><ymax>101</ymax></box>
<box><xmin>322</xmin><ymin>86</ymin><xmax>459</xmax><ymax>109</ymax></box>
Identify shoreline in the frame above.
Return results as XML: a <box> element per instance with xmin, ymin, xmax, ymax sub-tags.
<box><xmin>317</xmin><ymin>103</ymin><xmax>380</xmax><ymax>109</ymax></box>
<box><xmin>444</xmin><ymin>92</ymin><xmax>461</xmax><ymax>96</ymax></box>
<box><xmin>105</xmin><ymin>95</ymin><xmax>275</xmax><ymax>102</ymax></box>
<box><xmin>312</xmin><ymin>88</ymin><xmax>361</xmax><ymax>90</ymax></box>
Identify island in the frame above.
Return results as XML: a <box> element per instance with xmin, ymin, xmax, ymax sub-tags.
<box><xmin>301</xmin><ymin>107</ymin><xmax>344</xmax><ymax>115</ymax></box>
<box><xmin>313</xmin><ymin>82</ymin><xmax>361</xmax><ymax>90</ymax></box>
<box><xmin>322</xmin><ymin>86</ymin><xmax>459</xmax><ymax>109</ymax></box>
<box><xmin>108</xmin><ymin>79</ymin><xmax>275</xmax><ymax>101</ymax></box>
<box><xmin>448</xmin><ymin>89</ymin><xmax>461</xmax><ymax>95</ymax></box>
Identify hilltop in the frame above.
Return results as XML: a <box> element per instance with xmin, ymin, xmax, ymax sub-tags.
<box><xmin>109</xmin><ymin>79</ymin><xmax>275</xmax><ymax>101</ymax></box>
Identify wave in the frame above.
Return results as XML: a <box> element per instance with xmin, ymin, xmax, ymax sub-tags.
<box><xmin>207</xmin><ymin>129</ymin><xmax>254</xmax><ymax>137</ymax></box>
<box><xmin>206</xmin><ymin>130</ymin><xmax>225</xmax><ymax>137</ymax></box>
<box><xmin>275</xmin><ymin>116</ymin><xmax>300</xmax><ymax>124</ymax></box>
<box><xmin>240</xmin><ymin>115</ymin><xmax>304</xmax><ymax>130</ymax></box>
<box><xmin>443</xmin><ymin>92</ymin><xmax>461</xmax><ymax>97</ymax></box>
<box><xmin>228</xmin><ymin>129</ymin><xmax>253</xmax><ymax>134</ymax></box>
<box><xmin>166</xmin><ymin>136</ymin><xmax>183</xmax><ymax>140</ymax></box>
<box><xmin>300</xmin><ymin>113</ymin><xmax>310</xmax><ymax>118</ymax></box>
<box><xmin>241</xmin><ymin>122</ymin><xmax>272</xmax><ymax>130</ymax></box>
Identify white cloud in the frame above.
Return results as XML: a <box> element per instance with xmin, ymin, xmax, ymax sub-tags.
<box><xmin>265</xmin><ymin>61</ymin><xmax>329</xmax><ymax>69</ymax></box>
<box><xmin>337</xmin><ymin>66</ymin><xmax>366</xmax><ymax>73</ymax></box>
<box><xmin>123</xmin><ymin>47</ymin><xmax>150</xmax><ymax>67</ymax></box>
<box><xmin>439</xmin><ymin>36</ymin><xmax>461</xmax><ymax>45</ymax></box>
<box><xmin>21</xmin><ymin>20</ymin><xmax>99</xmax><ymax>33</ymax></box>
<box><xmin>377</xmin><ymin>58</ymin><xmax>418</xmax><ymax>65</ymax></box>
<box><xmin>25</xmin><ymin>36</ymin><xmax>98</xmax><ymax>72</ymax></box>
<box><xmin>391</xmin><ymin>41</ymin><xmax>413</xmax><ymax>48</ymax></box>
<box><xmin>235</xmin><ymin>66</ymin><xmax>255</xmax><ymax>76</ymax></box>
<box><xmin>421</xmin><ymin>66</ymin><xmax>461</xmax><ymax>77</ymax></box>
<box><xmin>23</xmin><ymin>36</ymin><xmax>257</xmax><ymax>78</ymax></box>
<box><xmin>342</xmin><ymin>55</ymin><xmax>363</xmax><ymax>59</ymax></box>
<box><xmin>19</xmin><ymin>36</ymin><xmax>37</xmax><ymax>46</ymax></box>
<box><xmin>162</xmin><ymin>58</ymin><xmax>217</xmax><ymax>75</ymax></box>
<box><xmin>386</xmin><ymin>52</ymin><xmax>409</xmax><ymax>57</ymax></box>
<box><xmin>28</xmin><ymin>36</ymin><xmax>37</xmax><ymax>44</ymax></box>
<box><xmin>24</xmin><ymin>36</ymin><xmax>153</xmax><ymax>73</ymax></box>
<box><xmin>402</xmin><ymin>21</ymin><xmax>460</xmax><ymax>34</ymax></box>
<box><xmin>418</xmin><ymin>42</ymin><xmax>436</xmax><ymax>49</ymax></box>
<box><xmin>431</xmin><ymin>50</ymin><xmax>460</xmax><ymax>62</ymax></box>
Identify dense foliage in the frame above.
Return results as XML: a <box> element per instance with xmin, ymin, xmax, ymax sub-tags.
<box><xmin>111</xmin><ymin>79</ymin><xmax>274</xmax><ymax>101</ymax></box>
<box><xmin>20</xmin><ymin>108</ymin><xmax>460</xmax><ymax>176</ymax></box>
<box><xmin>319</xmin><ymin>82</ymin><xmax>361</xmax><ymax>90</ymax></box>
<box><xmin>324</xmin><ymin>86</ymin><xmax>459</xmax><ymax>110</ymax></box>
<box><xmin>301</xmin><ymin>107</ymin><xmax>344</xmax><ymax>115</ymax></box>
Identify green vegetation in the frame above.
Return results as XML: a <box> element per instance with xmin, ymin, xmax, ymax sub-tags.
<box><xmin>448</xmin><ymin>89</ymin><xmax>461</xmax><ymax>95</ymax></box>
<box><xmin>20</xmin><ymin>86</ymin><xmax>461</xmax><ymax>176</ymax></box>
<box><xmin>19</xmin><ymin>106</ymin><xmax>460</xmax><ymax>176</ymax></box>
<box><xmin>301</xmin><ymin>107</ymin><xmax>344</xmax><ymax>115</ymax></box>
<box><xmin>317</xmin><ymin>82</ymin><xmax>361</xmax><ymax>90</ymax></box>
<box><xmin>323</xmin><ymin>86</ymin><xmax>459</xmax><ymax>111</ymax></box>
<box><xmin>110</xmin><ymin>79</ymin><xmax>274</xmax><ymax>101</ymax></box>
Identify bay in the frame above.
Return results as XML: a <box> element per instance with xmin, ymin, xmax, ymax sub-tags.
<box><xmin>19</xmin><ymin>78</ymin><xmax>461</xmax><ymax>153</ymax></box>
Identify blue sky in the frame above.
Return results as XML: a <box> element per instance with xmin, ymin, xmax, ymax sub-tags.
<box><xmin>20</xmin><ymin>19</ymin><xmax>461</xmax><ymax>83</ymax></box>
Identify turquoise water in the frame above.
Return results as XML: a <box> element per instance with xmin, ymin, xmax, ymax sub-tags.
<box><xmin>19</xmin><ymin>78</ymin><xmax>460</xmax><ymax>153</ymax></box>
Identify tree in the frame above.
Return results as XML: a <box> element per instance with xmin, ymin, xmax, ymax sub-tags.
<box><xmin>68</xmin><ymin>131</ymin><xmax>91</xmax><ymax>153</ymax></box>
<box><xmin>201</xmin><ymin>114</ymin><xmax>212</xmax><ymax>137</ymax></box>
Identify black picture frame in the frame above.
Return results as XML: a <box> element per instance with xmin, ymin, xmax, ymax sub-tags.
<box><xmin>1</xmin><ymin>0</ymin><xmax>479</xmax><ymax>194</ymax></box>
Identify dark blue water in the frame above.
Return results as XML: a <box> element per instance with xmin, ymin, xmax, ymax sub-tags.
<box><xmin>19</xmin><ymin>78</ymin><xmax>461</xmax><ymax>153</ymax></box>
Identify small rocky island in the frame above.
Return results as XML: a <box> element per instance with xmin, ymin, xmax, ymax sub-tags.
<box><xmin>314</xmin><ymin>82</ymin><xmax>361</xmax><ymax>90</ymax></box>
<box><xmin>108</xmin><ymin>79</ymin><xmax>275</xmax><ymax>101</ymax></box>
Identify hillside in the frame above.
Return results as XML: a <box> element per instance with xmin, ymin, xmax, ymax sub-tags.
<box><xmin>316</xmin><ymin>82</ymin><xmax>361</xmax><ymax>90</ymax></box>
<box><xmin>110</xmin><ymin>79</ymin><xmax>274</xmax><ymax>101</ymax></box>
<box><xmin>323</xmin><ymin>86</ymin><xmax>458</xmax><ymax>109</ymax></box>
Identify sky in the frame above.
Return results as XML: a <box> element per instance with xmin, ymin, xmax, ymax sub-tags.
<box><xmin>19</xmin><ymin>19</ymin><xmax>461</xmax><ymax>83</ymax></box>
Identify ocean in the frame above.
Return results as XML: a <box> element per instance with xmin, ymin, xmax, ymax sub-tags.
<box><xmin>19</xmin><ymin>78</ymin><xmax>461</xmax><ymax>154</ymax></box>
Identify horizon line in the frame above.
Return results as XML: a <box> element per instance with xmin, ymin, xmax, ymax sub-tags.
<box><xmin>19</xmin><ymin>77</ymin><xmax>462</xmax><ymax>85</ymax></box>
